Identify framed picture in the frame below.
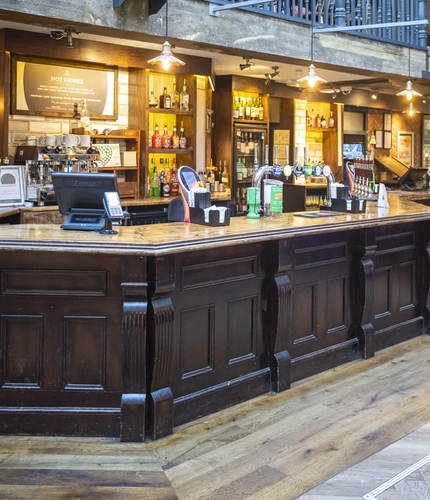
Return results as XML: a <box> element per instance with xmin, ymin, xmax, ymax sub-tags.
<box><xmin>0</xmin><ymin>165</ymin><xmax>25</xmax><ymax>206</ymax></box>
<box><xmin>375</xmin><ymin>130</ymin><xmax>383</xmax><ymax>148</ymax></box>
<box><xmin>384</xmin><ymin>113</ymin><xmax>392</xmax><ymax>131</ymax></box>
<box><xmin>398</xmin><ymin>131</ymin><xmax>414</xmax><ymax>167</ymax></box>
<box><xmin>384</xmin><ymin>131</ymin><xmax>392</xmax><ymax>149</ymax></box>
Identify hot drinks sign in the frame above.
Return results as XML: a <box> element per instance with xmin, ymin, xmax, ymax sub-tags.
<box><xmin>12</xmin><ymin>56</ymin><xmax>118</xmax><ymax>119</ymax></box>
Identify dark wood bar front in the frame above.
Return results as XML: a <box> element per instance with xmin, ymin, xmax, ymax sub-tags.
<box><xmin>0</xmin><ymin>194</ymin><xmax>429</xmax><ymax>442</ymax></box>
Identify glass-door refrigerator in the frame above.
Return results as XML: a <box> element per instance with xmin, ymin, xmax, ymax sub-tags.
<box><xmin>234</xmin><ymin>125</ymin><xmax>267</xmax><ymax>213</ymax></box>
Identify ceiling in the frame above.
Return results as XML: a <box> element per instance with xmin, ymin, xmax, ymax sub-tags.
<box><xmin>0</xmin><ymin>18</ymin><xmax>419</xmax><ymax>98</ymax></box>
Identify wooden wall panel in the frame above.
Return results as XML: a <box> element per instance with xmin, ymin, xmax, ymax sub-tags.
<box><xmin>63</xmin><ymin>316</ymin><xmax>106</xmax><ymax>390</ymax></box>
<box><xmin>1</xmin><ymin>315</ymin><xmax>42</xmax><ymax>388</ymax></box>
<box><xmin>227</xmin><ymin>295</ymin><xmax>258</xmax><ymax>365</ymax></box>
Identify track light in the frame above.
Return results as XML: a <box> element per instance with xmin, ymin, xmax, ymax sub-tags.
<box><xmin>264</xmin><ymin>66</ymin><xmax>280</xmax><ymax>85</ymax></box>
<box><xmin>240</xmin><ymin>57</ymin><xmax>255</xmax><ymax>71</ymax></box>
<box><xmin>147</xmin><ymin>0</ymin><xmax>185</xmax><ymax>71</ymax></box>
<box><xmin>50</xmin><ymin>28</ymin><xmax>78</xmax><ymax>48</ymax></box>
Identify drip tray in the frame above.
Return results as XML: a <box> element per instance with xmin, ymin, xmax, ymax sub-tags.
<box><xmin>294</xmin><ymin>211</ymin><xmax>344</xmax><ymax>218</ymax></box>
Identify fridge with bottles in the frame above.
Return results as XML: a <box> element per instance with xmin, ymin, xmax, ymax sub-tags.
<box><xmin>233</xmin><ymin>124</ymin><xmax>268</xmax><ymax>213</ymax></box>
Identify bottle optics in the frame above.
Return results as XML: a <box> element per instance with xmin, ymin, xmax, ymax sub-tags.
<box><xmin>147</xmin><ymin>0</ymin><xmax>185</xmax><ymax>71</ymax></box>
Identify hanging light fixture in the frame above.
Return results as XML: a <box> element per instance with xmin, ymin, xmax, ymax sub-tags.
<box><xmin>403</xmin><ymin>101</ymin><xmax>420</xmax><ymax>116</ymax></box>
<box><xmin>147</xmin><ymin>0</ymin><xmax>185</xmax><ymax>71</ymax></box>
<box><xmin>396</xmin><ymin>47</ymin><xmax>422</xmax><ymax>100</ymax></box>
<box><xmin>297</xmin><ymin>4</ymin><xmax>326</xmax><ymax>88</ymax></box>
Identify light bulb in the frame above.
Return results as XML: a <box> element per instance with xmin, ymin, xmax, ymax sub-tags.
<box><xmin>308</xmin><ymin>76</ymin><xmax>316</xmax><ymax>88</ymax></box>
<box><xmin>162</xmin><ymin>59</ymin><xmax>171</xmax><ymax>71</ymax></box>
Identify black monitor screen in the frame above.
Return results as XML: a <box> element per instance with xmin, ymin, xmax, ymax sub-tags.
<box><xmin>52</xmin><ymin>172</ymin><xmax>118</xmax><ymax>214</ymax></box>
<box><xmin>398</xmin><ymin>167</ymin><xmax>428</xmax><ymax>187</ymax></box>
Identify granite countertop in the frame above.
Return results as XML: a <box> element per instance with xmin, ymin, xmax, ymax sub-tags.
<box><xmin>0</xmin><ymin>193</ymin><xmax>429</xmax><ymax>256</ymax></box>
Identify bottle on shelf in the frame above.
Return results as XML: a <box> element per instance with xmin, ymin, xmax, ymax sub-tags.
<box><xmin>149</xmin><ymin>90</ymin><xmax>158</xmax><ymax>108</ymax></box>
<box><xmin>170</xmin><ymin>78</ymin><xmax>180</xmax><ymax>110</ymax></box>
<box><xmin>258</xmin><ymin>96</ymin><xmax>264</xmax><ymax>121</ymax></box>
<box><xmin>233</xmin><ymin>97</ymin><xmax>239</xmax><ymax>119</ymax></box>
<box><xmin>170</xmin><ymin>164</ymin><xmax>179</xmax><ymax>196</ymax></box>
<box><xmin>179</xmin><ymin>121</ymin><xmax>187</xmax><ymax>149</ymax></box>
<box><xmin>320</xmin><ymin>116</ymin><xmax>326</xmax><ymax>128</ymax></box>
<box><xmin>152</xmin><ymin>122</ymin><xmax>162</xmax><ymax>149</ymax></box>
<box><xmin>159</xmin><ymin>87</ymin><xmax>171</xmax><ymax>109</ymax></box>
<box><xmin>69</xmin><ymin>102</ymin><xmax>81</xmax><ymax>133</ymax></box>
<box><xmin>315</xmin><ymin>113</ymin><xmax>321</xmax><ymax>128</ymax></box>
<box><xmin>310</xmin><ymin>108</ymin><xmax>316</xmax><ymax>128</ymax></box>
<box><xmin>240</xmin><ymin>132</ymin><xmax>246</xmax><ymax>154</ymax></box>
<box><xmin>248</xmin><ymin>133</ymin><xmax>255</xmax><ymax>154</ymax></box>
<box><xmin>150</xmin><ymin>164</ymin><xmax>160</xmax><ymax>197</ymax></box>
<box><xmin>237</xmin><ymin>98</ymin><xmax>243</xmax><ymax>119</ymax></box>
<box><xmin>171</xmin><ymin>125</ymin><xmax>180</xmax><ymax>148</ymax></box>
<box><xmin>222</xmin><ymin>160</ymin><xmax>229</xmax><ymax>189</ymax></box>
<box><xmin>245</xmin><ymin>98</ymin><xmax>251</xmax><ymax>120</ymax></box>
<box><xmin>161</xmin><ymin>124</ymin><xmax>172</xmax><ymax>148</ymax></box>
<box><xmin>159</xmin><ymin>168</ymin><xmax>166</xmax><ymax>197</ymax></box>
<box><xmin>80</xmin><ymin>99</ymin><xmax>91</xmax><ymax>133</ymax></box>
<box><xmin>180</xmin><ymin>79</ymin><xmax>189</xmax><ymax>111</ymax></box>
<box><xmin>328</xmin><ymin>111</ymin><xmax>335</xmax><ymax>128</ymax></box>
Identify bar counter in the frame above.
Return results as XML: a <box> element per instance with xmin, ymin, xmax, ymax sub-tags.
<box><xmin>0</xmin><ymin>193</ymin><xmax>429</xmax><ymax>441</ymax></box>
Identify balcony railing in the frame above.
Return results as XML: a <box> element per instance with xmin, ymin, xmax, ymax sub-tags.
<box><xmin>209</xmin><ymin>0</ymin><xmax>428</xmax><ymax>48</ymax></box>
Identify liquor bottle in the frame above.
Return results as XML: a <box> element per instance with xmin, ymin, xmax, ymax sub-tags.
<box><xmin>170</xmin><ymin>165</ymin><xmax>179</xmax><ymax>196</ymax></box>
<box><xmin>320</xmin><ymin>115</ymin><xmax>326</xmax><ymax>128</ymax></box>
<box><xmin>161</xmin><ymin>124</ymin><xmax>172</xmax><ymax>148</ymax></box>
<box><xmin>180</xmin><ymin>79</ymin><xmax>189</xmax><ymax>111</ymax></box>
<box><xmin>171</xmin><ymin>125</ymin><xmax>180</xmax><ymax>148</ymax></box>
<box><xmin>245</xmin><ymin>133</ymin><xmax>250</xmax><ymax>155</ymax></box>
<box><xmin>237</xmin><ymin>130</ymin><xmax>242</xmax><ymax>154</ymax></box>
<box><xmin>240</xmin><ymin>131</ymin><xmax>246</xmax><ymax>154</ymax></box>
<box><xmin>159</xmin><ymin>168</ymin><xmax>166</xmax><ymax>198</ymax></box>
<box><xmin>315</xmin><ymin>113</ymin><xmax>321</xmax><ymax>128</ymax></box>
<box><xmin>69</xmin><ymin>102</ymin><xmax>81</xmax><ymax>133</ymax></box>
<box><xmin>152</xmin><ymin>122</ymin><xmax>162</xmax><ymax>148</ymax></box>
<box><xmin>310</xmin><ymin>108</ymin><xmax>316</xmax><ymax>128</ymax></box>
<box><xmin>80</xmin><ymin>99</ymin><xmax>91</xmax><ymax>133</ymax></box>
<box><xmin>170</xmin><ymin>78</ymin><xmax>180</xmax><ymax>110</ymax></box>
<box><xmin>258</xmin><ymin>96</ymin><xmax>264</xmax><ymax>121</ymax></box>
<box><xmin>328</xmin><ymin>111</ymin><xmax>335</xmax><ymax>128</ymax></box>
<box><xmin>159</xmin><ymin>87</ymin><xmax>171</xmax><ymax>109</ymax></box>
<box><xmin>251</xmin><ymin>98</ymin><xmax>259</xmax><ymax>120</ymax></box>
<box><xmin>179</xmin><ymin>121</ymin><xmax>187</xmax><ymax>149</ymax></box>
<box><xmin>150</xmin><ymin>165</ymin><xmax>160</xmax><ymax>197</ymax></box>
<box><xmin>149</xmin><ymin>90</ymin><xmax>158</xmax><ymax>108</ymax></box>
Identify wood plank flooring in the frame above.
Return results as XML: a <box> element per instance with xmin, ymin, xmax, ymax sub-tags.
<box><xmin>1</xmin><ymin>335</ymin><xmax>430</xmax><ymax>499</ymax></box>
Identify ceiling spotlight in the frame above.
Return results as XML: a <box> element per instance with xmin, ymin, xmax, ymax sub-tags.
<box><xmin>50</xmin><ymin>28</ymin><xmax>78</xmax><ymax>48</ymax></box>
<box><xmin>397</xmin><ymin>47</ymin><xmax>422</xmax><ymax>100</ymax></box>
<box><xmin>340</xmin><ymin>86</ymin><xmax>352</xmax><ymax>95</ymax></box>
<box><xmin>264</xmin><ymin>66</ymin><xmax>280</xmax><ymax>84</ymax></box>
<box><xmin>371</xmin><ymin>90</ymin><xmax>378</xmax><ymax>100</ymax></box>
<box><xmin>147</xmin><ymin>0</ymin><xmax>185</xmax><ymax>71</ymax></box>
<box><xmin>240</xmin><ymin>57</ymin><xmax>255</xmax><ymax>71</ymax></box>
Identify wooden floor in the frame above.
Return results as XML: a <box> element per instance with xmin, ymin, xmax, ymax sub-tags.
<box><xmin>1</xmin><ymin>335</ymin><xmax>430</xmax><ymax>499</ymax></box>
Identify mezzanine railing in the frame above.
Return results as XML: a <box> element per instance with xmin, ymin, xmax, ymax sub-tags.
<box><xmin>209</xmin><ymin>0</ymin><xmax>428</xmax><ymax>48</ymax></box>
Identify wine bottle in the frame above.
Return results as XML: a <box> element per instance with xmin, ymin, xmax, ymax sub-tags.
<box><xmin>258</xmin><ymin>96</ymin><xmax>264</xmax><ymax>121</ymax></box>
<box><xmin>171</xmin><ymin>125</ymin><xmax>180</xmax><ymax>148</ymax></box>
<box><xmin>150</xmin><ymin>165</ymin><xmax>160</xmax><ymax>197</ymax></box>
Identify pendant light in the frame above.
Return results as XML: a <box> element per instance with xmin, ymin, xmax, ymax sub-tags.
<box><xmin>147</xmin><ymin>0</ymin><xmax>185</xmax><ymax>71</ymax></box>
<box><xmin>396</xmin><ymin>47</ymin><xmax>422</xmax><ymax>100</ymax></box>
<box><xmin>297</xmin><ymin>5</ymin><xmax>326</xmax><ymax>88</ymax></box>
<box><xmin>403</xmin><ymin>101</ymin><xmax>420</xmax><ymax>117</ymax></box>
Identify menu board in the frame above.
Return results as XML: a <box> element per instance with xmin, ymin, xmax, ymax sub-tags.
<box><xmin>11</xmin><ymin>56</ymin><xmax>118</xmax><ymax>119</ymax></box>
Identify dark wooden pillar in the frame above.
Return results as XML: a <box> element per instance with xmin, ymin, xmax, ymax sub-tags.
<box><xmin>0</xmin><ymin>31</ymin><xmax>10</xmax><ymax>159</ymax></box>
<box><xmin>147</xmin><ymin>256</ymin><xmax>175</xmax><ymax>441</ymax></box>
<box><xmin>120</xmin><ymin>256</ymin><xmax>148</xmax><ymax>442</ymax></box>
<box><xmin>350</xmin><ymin>228</ymin><xmax>376</xmax><ymax>359</ymax></box>
<box><xmin>268</xmin><ymin>239</ymin><xmax>292</xmax><ymax>392</ymax></box>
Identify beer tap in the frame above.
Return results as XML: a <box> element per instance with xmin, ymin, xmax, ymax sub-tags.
<box><xmin>284</xmin><ymin>145</ymin><xmax>292</xmax><ymax>179</ymax></box>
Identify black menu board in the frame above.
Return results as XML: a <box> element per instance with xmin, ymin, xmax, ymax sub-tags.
<box><xmin>11</xmin><ymin>56</ymin><xmax>118</xmax><ymax>119</ymax></box>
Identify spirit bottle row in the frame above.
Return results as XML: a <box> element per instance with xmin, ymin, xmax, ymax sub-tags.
<box><xmin>307</xmin><ymin>109</ymin><xmax>335</xmax><ymax>129</ymax></box>
<box><xmin>149</xmin><ymin>158</ymin><xmax>180</xmax><ymax>198</ymax></box>
<box><xmin>149</xmin><ymin>78</ymin><xmax>189</xmax><ymax>111</ymax></box>
<box><xmin>233</xmin><ymin>96</ymin><xmax>264</xmax><ymax>121</ymax></box>
<box><xmin>151</xmin><ymin>121</ymin><xmax>188</xmax><ymax>149</ymax></box>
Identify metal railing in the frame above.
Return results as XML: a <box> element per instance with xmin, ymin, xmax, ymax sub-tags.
<box><xmin>209</xmin><ymin>0</ymin><xmax>428</xmax><ymax>48</ymax></box>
